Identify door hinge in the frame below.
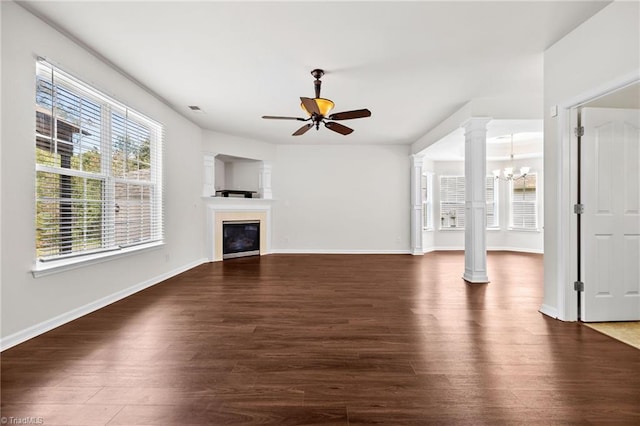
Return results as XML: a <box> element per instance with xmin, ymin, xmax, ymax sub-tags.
<box><xmin>574</xmin><ymin>126</ymin><xmax>585</xmax><ymax>137</ymax></box>
<box><xmin>574</xmin><ymin>204</ymin><xmax>584</xmax><ymax>214</ymax></box>
<box><xmin>574</xmin><ymin>281</ymin><xmax>584</xmax><ymax>292</ymax></box>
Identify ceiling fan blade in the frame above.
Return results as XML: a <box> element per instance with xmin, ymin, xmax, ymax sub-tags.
<box><xmin>292</xmin><ymin>123</ymin><xmax>313</xmax><ymax>136</ymax></box>
<box><xmin>328</xmin><ymin>109</ymin><xmax>371</xmax><ymax>121</ymax></box>
<box><xmin>325</xmin><ymin>121</ymin><xmax>354</xmax><ymax>135</ymax></box>
<box><xmin>262</xmin><ymin>115</ymin><xmax>307</xmax><ymax>121</ymax></box>
<box><xmin>300</xmin><ymin>97</ymin><xmax>320</xmax><ymax>116</ymax></box>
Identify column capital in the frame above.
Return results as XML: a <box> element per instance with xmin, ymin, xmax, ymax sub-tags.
<box><xmin>461</xmin><ymin>117</ymin><xmax>492</xmax><ymax>133</ymax></box>
<box><xmin>410</xmin><ymin>153</ymin><xmax>424</xmax><ymax>167</ymax></box>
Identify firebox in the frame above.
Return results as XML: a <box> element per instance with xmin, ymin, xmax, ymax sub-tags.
<box><xmin>222</xmin><ymin>221</ymin><xmax>260</xmax><ymax>259</ymax></box>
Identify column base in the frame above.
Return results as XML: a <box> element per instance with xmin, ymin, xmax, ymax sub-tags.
<box><xmin>462</xmin><ymin>273</ymin><xmax>490</xmax><ymax>284</ymax></box>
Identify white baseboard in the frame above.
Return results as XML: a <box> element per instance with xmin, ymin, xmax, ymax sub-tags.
<box><xmin>0</xmin><ymin>258</ymin><xmax>208</xmax><ymax>351</ymax></box>
<box><xmin>422</xmin><ymin>247</ymin><xmax>543</xmax><ymax>254</ymax></box>
<box><xmin>269</xmin><ymin>248</ymin><xmax>411</xmax><ymax>255</ymax></box>
<box><xmin>269</xmin><ymin>248</ymin><xmax>543</xmax><ymax>255</ymax></box>
<box><xmin>539</xmin><ymin>304</ymin><xmax>560</xmax><ymax>319</ymax></box>
<box><xmin>430</xmin><ymin>246</ymin><xmax>464</xmax><ymax>251</ymax></box>
<box><xmin>488</xmin><ymin>247</ymin><xmax>544</xmax><ymax>254</ymax></box>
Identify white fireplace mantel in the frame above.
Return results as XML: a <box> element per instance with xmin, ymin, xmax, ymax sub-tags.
<box><xmin>203</xmin><ymin>197</ymin><xmax>273</xmax><ymax>262</ymax></box>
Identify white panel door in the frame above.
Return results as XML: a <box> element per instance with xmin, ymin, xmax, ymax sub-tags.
<box><xmin>582</xmin><ymin>107</ymin><xmax>640</xmax><ymax>322</ymax></box>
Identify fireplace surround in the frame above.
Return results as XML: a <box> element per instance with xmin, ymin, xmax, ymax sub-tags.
<box><xmin>204</xmin><ymin>199</ymin><xmax>271</xmax><ymax>262</ymax></box>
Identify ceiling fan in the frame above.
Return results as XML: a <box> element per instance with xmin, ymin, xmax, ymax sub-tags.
<box><xmin>262</xmin><ymin>69</ymin><xmax>371</xmax><ymax>136</ymax></box>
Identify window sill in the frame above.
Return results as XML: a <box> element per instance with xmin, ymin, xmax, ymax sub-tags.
<box><xmin>508</xmin><ymin>228</ymin><xmax>541</xmax><ymax>233</ymax></box>
<box><xmin>32</xmin><ymin>241</ymin><xmax>164</xmax><ymax>278</ymax></box>
<box><xmin>438</xmin><ymin>227</ymin><xmax>503</xmax><ymax>232</ymax></box>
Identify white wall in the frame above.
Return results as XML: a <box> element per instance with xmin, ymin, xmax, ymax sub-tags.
<box><xmin>543</xmin><ymin>1</ymin><xmax>640</xmax><ymax>320</ymax></box>
<box><xmin>201</xmin><ymin>131</ymin><xmax>412</xmax><ymax>253</ymax></box>
<box><xmin>1</xmin><ymin>2</ymin><xmax>206</xmax><ymax>346</ymax></box>
<box><xmin>271</xmin><ymin>144</ymin><xmax>410</xmax><ymax>253</ymax></box>
<box><xmin>422</xmin><ymin>158</ymin><xmax>544</xmax><ymax>253</ymax></box>
<box><xmin>224</xmin><ymin>161</ymin><xmax>260</xmax><ymax>192</ymax></box>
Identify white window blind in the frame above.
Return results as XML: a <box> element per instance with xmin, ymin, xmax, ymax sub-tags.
<box><xmin>510</xmin><ymin>173</ymin><xmax>537</xmax><ymax>230</ymax></box>
<box><xmin>422</xmin><ymin>172</ymin><xmax>433</xmax><ymax>230</ymax></box>
<box><xmin>440</xmin><ymin>176</ymin><xmax>465</xmax><ymax>228</ymax></box>
<box><xmin>486</xmin><ymin>176</ymin><xmax>499</xmax><ymax>228</ymax></box>
<box><xmin>35</xmin><ymin>60</ymin><xmax>163</xmax><ymax>262</ymax></box>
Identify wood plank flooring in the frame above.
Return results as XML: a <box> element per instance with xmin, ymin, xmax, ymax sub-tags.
<box><xmin>2</xmin><ymin>252</ymin><xmax>639</xmax><ymax>425</ymax></box>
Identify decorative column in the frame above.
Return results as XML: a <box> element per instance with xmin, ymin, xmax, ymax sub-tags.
<box><xmin>410</xmin><ymin>154</ymin><xmax>424</xmax><ymax>255</ymax></box>
<box><xmin>203</xmin><ymin>153</ymin><xmax>217</xmax><ymax>197</ymax></box>
<box><xmin>462</xmin><ymin>118</ymin><xmax>491</xmax><ymax>283</ymax></box>
<box><xmin>259</xmin><ymin>161</ymin><xmax>273</xmax><ymax>199</ymax></box>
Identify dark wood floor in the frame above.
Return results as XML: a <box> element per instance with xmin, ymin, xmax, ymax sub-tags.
<box><xmin>2</xmin><ymin>252</ymin><xmax>639</xmax><ymax>425</ymax></box>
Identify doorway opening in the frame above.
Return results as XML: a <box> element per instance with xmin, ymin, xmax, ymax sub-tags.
<box><xmin>574</xmin><ymin>81</ymin><xmax>640</xmax><ymax>322</ymax></box>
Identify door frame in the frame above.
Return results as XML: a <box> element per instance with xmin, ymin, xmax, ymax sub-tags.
<box><xmin>554</xmin><ymin>70</ymin><xmax>639</xmax><ymax>322</ymax></box>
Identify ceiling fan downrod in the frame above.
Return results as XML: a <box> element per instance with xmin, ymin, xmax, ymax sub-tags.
<box><xmin>311</xmin><ymin>68</ymin><xmax>324</xmax><ymax>98</ymax></box>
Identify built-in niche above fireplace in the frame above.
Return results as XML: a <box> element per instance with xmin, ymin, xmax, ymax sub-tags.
<box><xmin>203</xmin><ymin>153</ymin><xmax>272</xmax><ymax>200</ymax></box>
<box><xmin>223</xmin><ymin>221</ymin><xmax>260</xmax><ymax>259</ymax></box>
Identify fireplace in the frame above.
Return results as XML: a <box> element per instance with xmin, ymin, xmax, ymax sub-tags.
<box><xmin>204</xmin><ymin>201</ymin><xmax>270</xmax><ymax>262</ymax></box>
<box><xmin>222</xmin><ymin>221</ymin><xmax>260</xmax><ymax>259</ymax></box>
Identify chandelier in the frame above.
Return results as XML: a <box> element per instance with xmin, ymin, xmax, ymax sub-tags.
<box><xmin>493</xmin><ymin>134</ymin><xmax>530</xmax><ymax>181</ymax></box>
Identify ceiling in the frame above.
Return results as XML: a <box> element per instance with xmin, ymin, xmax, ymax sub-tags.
<box><xmin>20</xmin><ymin>1</ymin><xmax>610</xmax><ymax>146</ymax></box>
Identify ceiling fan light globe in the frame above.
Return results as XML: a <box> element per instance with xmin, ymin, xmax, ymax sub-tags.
<box><xmin>301</xmin><ymin>98</ymin><xmax>334</xmax><ymax>117</ymax></box>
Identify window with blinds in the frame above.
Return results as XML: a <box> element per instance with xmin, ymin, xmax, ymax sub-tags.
<box><xmin>422</xmin><ymin>172</ymin><xmax>433</xmax><ymax>230</ymax></box>
<box><xmin>439</xmin><ymin>176</ymin><xmax>465</xmax><ymax>228</ymax></box>
<box><xmin>439</xmin><ymin>175</ymin><xmax>498</xmax><ymax>229</ymax></box>
<box><xmin>35</xmin><ymin>60</ymin><xmax>163</xmax><ymax>262</ymax></box>
<box><xmin>486</xmin><ymin>176</ymin><xmax>498</xmax><ymax>228</ymax></box>
<box><xmin>510</xmin><ymin>173</ymin><xmax>537</xmax><ymax>230</ymax></box>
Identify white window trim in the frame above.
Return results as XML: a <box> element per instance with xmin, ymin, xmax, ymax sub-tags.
<box><xmin>32</xmin><ymin>241</ymin><xmax>164</xmax><ymax>278</ymax></box>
